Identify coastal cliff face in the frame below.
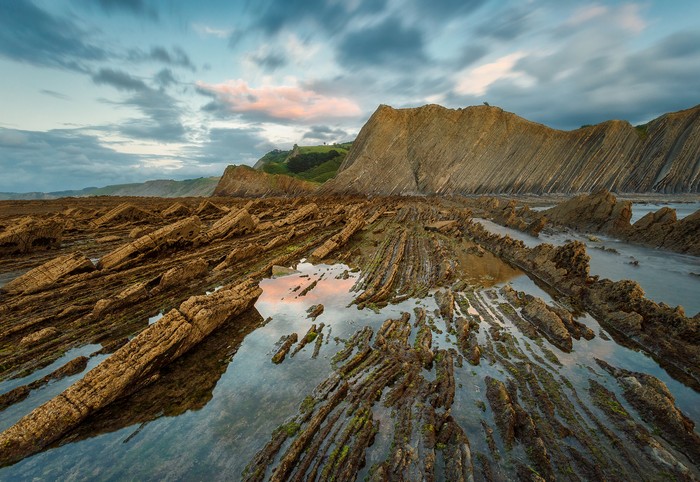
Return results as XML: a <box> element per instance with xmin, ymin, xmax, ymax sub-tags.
<box><xmin>213</xmin><ymin>165</ymin><xmax>317</xmax><ymax>197</ymax></box>
<box><xmin>323</xmin><ymin>104</ymin><xmax>700</xmax><ymax>195</ymax></box>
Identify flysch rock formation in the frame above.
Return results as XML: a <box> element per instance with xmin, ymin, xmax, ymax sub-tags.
<box><xmin>322</xmin><ymin>103</ymin><xmax>700</xmax><ymax>195</ymax></box>
<box><xmin>214</xmin><ymin>165</ymin><xmax>318</xmax><ymax>197</ymax></box>
<box><xmin>0</xmin><ymin>217</ymin><xmax>63</xmax><ymax>254</ymax></box>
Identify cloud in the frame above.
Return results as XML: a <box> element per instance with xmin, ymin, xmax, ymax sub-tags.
<box><xmin>337</xmin><ymin>17</ymin><xmax>426</xmax><ymax>67</ymax></box>
<box><xmin>302</xmin><ymin>125</ymin><xmax>351</xmax><ymax>143</ymax></box>
<box><xmin>193</xmin><ymin>24</ymin><xmax>233</xmax><ymax>39</ymax></box>
<box><xmin>92</xmin><ymin>69</ymin><xmax>186</xmax><ymax>141</ymax></box>
<box><xmin>154</xmin><ymin>68</ymin><xmax>176</xmax><ymax>88</ymax></box>
<box><xmin>127</xmin><ymin>46</ymin><xmax>196</xmax><ymax>71</ymax></box>
<box><xmin>455</xmin><ymin>52</ymin><xmax>533</xmax><ymax>96</ymax></box>
<box><xmin>92</xmin><ymin>0</ymin><xmax>158</xmax><ymax>20</ymax></box>
<box><xmin>252</xmin><ymin>0</ymin><xmax>387</xmax><ymax>36</ymax></box>
<box><xmin>92</xmin><ymin>68</ymin><xmax>148</xmax><ymax>91</ymax></box>
<box><xmin>248</xmin><ymin>50</ymin><xmax>287</xmax><ymax>72</ymax></box>
<box><xmin>192</xmin><ymin>127</ymin><xmax>275</xmax><ymax>167</ymax></box>
<box><xmin>195</xmin><ymin>80</ymin><xmax>362</xmax><ymax>122</ymax></box>
<box><xmin>475</xmin><ymin>6</ymin><xmax>533</xmax><ymax>41</ymax></box>
<box><xmin>0</xmin><ymin>0</ymin><xmax>107</xmax><ymax>71</ymax></box>
<box><xmin>40</xmin><ymin>89</ymin><xmax>71</xmax><ymax>101</ymax></box>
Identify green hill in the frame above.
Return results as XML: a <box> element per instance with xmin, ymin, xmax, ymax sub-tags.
<box><xmin>253</xmin><ymin>142</ymin><xmax>352</xmax><ymax>184</ymax></box>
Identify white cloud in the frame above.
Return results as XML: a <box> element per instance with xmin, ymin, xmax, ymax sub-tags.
<box><xmin>454</xmin><ymin>52</ymin><xmax>535</xmax><ymax>96</ymax></box>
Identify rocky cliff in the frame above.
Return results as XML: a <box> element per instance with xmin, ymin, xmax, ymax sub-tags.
<box><xmin>322</xmin><ymin>103</ymin><xmax>700</xmax><ymax>195</ymax></box>
<box><xmin>213</xmin><ymin>165</ymin><xmax>318</xmax><ymax>197</ymax></box>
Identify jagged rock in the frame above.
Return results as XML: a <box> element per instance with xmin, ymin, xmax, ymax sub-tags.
<box><xmin>272</xmin><ymin>333</ymin><xmax>298</xmax><ymax>364</ymax></box>
<box><xmin>307</xmin><ymin>304</ymin><xmax>324</xmax><ymax>320</ymax></box>
<box><xmin>272</xmin><ymin>265</ymin><xmax>299</xmax><ymax>277</ymax></box>
<box><xmin>2</xmin><ymin>252</ymin><xmax>95</xmax><ymax>295</ymax></box>
<box><xmin>98</xmin><ymin>216</ymin><xmax>202</xmax><ymax>270</ymax></box>
<box><xmin>157</xmin><ymin>258</ymin><xmax>209</xmax><ymax>290</ymax></box>
<box><xmin>214</xmin><ymin>243</ymin><xmax>259</xmax><ymax>271</ymax></box>
<box><xmin>0</xmin><ymin>217</ymin><xmax>62</xmax><ymax>254</ymax></box>
<box><xmin>0</xmin><ymin>279</ymin><xmax>261</xmax><ymax>467</ymax></box>
<box><xmin>274</xmin><ymin>203</ymin><xmax>319</xmax><ymax>228</ymax></box>
<box><xmin>91</xmin><ymin>281</ymin><xmax>150</xmax><ymax>318</ymax></box>
<box><xmin>19</xmin><ymin>327</ymin><xmax>60</xmax><ymax>347</ymax></box>
<box><xmin>544</xmin><ymin>190</ymin><xmax>632</xmax><ymax>234</ymax></box>
<box><xmin>311</xmin><ymin>215</ymin><xmax>365</xmax><ymax>260</ymax></box>
<box><xmin>213</xmin><ymin>165</ymin><xmax>317</xmax><ymax>197</ymax></box>
<box><xmin>92</xmin><ymin>203</ymin><xmax>155</xmax><ymax>227</ymax></box>
<box><xmin>521</xmin><ymin>297</ymin><xmax>573</xmax><ymax>352</ymax></box>
<box><xmin>195</xmin><ymin>200</ymin><xmax>228</xmax><ymax>216</ymax></box>
<box><xmin>597</xmin><ymin>360</ymin><xmax>700</xmax><ymax>462</ymax></box>
<box><xmin>322</xmin><ymin>103</ymin><xmax>700</xmax><ymax>195</ymax></box>
<box><xmin>161</xmin><ymin>202</ymin><xmax>191</xmax><ymax>217</ymax></box>
<box><xmin>628</xmin><ymin>208</ymin><xmax>700</xmax><ymax>256</ymax></box>
<box><xmin>607</xmin><ymin>310</ymin><xmax>643</xmax><ymax>335</ymax></box>
<box><xmin>129</xmin><ymin>226</ymin><xmax>151</xmax><ymax>239</ymax></box>
<box><xmin>205</xmin><ymin>208</ymin><xmax>257</xmax><ymax>241</ymax></box>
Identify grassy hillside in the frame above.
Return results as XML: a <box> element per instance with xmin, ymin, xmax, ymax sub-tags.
<box><xmin>255</xmin><ymin>142</ymin><xmax>352</xmax><ymax>183</ymax></box>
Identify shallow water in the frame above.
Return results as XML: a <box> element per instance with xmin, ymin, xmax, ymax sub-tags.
<box><xmin>630</xmin><ymin>201</ymin><xmax>700</xmax><ymax>223</ymax></box>
<box><xmin>0</xmin><ymin>260</ymin><xmax>697</xmax><ymax>480</ymax></box>
<box><xmin>475</xmin><ymin>218</ymin><xmax>700</xmax><ymax>315</ymax></box>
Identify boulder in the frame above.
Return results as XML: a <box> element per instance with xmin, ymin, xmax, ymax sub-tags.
<box><xmin>92</xmin><ymin>203</ymin><xmax>155</xmax><ymax>227</ymax></box>
<box><xmin>98</xmin><ymin>216</ymin><xmax>202</xmax><ymax>270</ymax></box>
<box><xmin>0</xmin><ymin>217</ymin><xmax>63</xmax><ymax>254</ymax></box>
<box><xmin>3</xmin><ymin>252</ymin><xmax>95</xmax><ymax>295</ymax></box>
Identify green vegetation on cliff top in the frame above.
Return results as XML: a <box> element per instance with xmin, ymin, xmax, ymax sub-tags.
<box><xmin>255</xmin><ymin>142</ymin><xmax>352</xmax><ymax>184</ymax></box>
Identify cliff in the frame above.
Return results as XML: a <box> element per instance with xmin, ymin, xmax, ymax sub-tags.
<box><xmin>213</xmin><ymin>165</ymin><xmax>318</xmax><ymax>197</ymax></box>
<box><xmin>322</xmin><ymin>103</ymin><xmax>700</xmax><ymax>195</ymax></box>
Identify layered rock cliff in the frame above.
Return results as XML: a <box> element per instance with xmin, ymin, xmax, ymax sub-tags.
<box><xmin>323</xmin><ymin>103</ymin><xmax>700</xmax><ymax>195</ymax></box>
<box><xmin>214</xmin><ymin>165</ymin><xmax>318</xmax><ymax>197</ymax></box>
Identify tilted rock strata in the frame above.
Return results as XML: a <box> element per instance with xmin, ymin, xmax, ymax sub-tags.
<box><xmin>214</xmin><ymin>165</ymin><xmax>318</xmax><ymax>197</ymax></box>
<box><xmin>323</xmin><ymin>103</ymin><xmax>700</xmax><ymax>195</ymax></box>
<box><xmin>0</xmin><ymin>279</ymin><xmax>262</xmax><ymax>467</ymax></box>
<box><xmin>2</xmin><ymin>252</ymin><xmax>95</xmax><ymax>294</ymax></box>
<box><xmin>0</xmin><ymin>217</ymin><xmax>63</xmax><ymax>254</ymax></box>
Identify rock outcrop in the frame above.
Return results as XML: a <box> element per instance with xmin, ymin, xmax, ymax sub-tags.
<box><xmin>98</xmin><ymin>216</ymin><xmax>202</xmax><ymax>270</ymax></box>
<box><xmin>92</xmin><ymin>203</ymin><xmax>155</xmax><ymax>227</ymax></box>
<box><xmin>214</xmin><ymin>165</ymin><xmax>318</xmax><ymax>197</ymax></box>
<box><xmin>323</xmin><ymin>103</ymin><xmax>700</xmax><ymax>195</ymax></box>
<box><xmin>0</xmin><ymin>279</ymin><xmax>261</xmax><ymax>467</ymax></box>
<box><xmin>0</xmin><ymin>217</ymin><xmax>63</xmax><ymax>254</ymax></box>
<box><xmin>2</xmin><ymin>252</ymin><xmax>95</xmax><ymax>294</ymax></box>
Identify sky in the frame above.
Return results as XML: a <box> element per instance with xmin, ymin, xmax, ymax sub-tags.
<box><xmin>1</xmin><ymin>0</ymin><xmax>699</xmax><ymax>192</ymax></box>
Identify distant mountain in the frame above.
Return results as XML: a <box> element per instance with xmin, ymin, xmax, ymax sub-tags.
<box><xmin>0</xmin><ymin>177</ymin><xmax>220</xmax><ymax>200</ymax></box>
<box><xmin>253</xmin><ymin>142</ymin><xmax>353</xmax><ymax>184</ymax></box>
<box><xmin>322</xmin><ymin>103</ymin><xmax>700</xmax><ymax>195</ymax></box>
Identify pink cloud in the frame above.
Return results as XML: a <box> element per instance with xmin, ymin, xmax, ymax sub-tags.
<box><xmin>196</xmin><ymin>79</ymin><xmax>362</xmax><ymax>121</ymax></box>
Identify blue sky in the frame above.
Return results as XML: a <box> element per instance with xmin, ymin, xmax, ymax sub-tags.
<box><xmin>1</xmin><ymin>0</ymin><xmax>699</xmax><ymax>192</ymax></box>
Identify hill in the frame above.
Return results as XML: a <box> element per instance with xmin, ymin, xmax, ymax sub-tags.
<box><xmin>213</xmin><ymin>165</ymin><xmax>318</xmax><ymax>197</ymax></box>
<box><xmin>254</xmin><ymin>142</ymin><xmax>352</xmax><ymax>184</ymax></box>
<box><xmin>322</xmin><ymin>104</ymin><xmax>700</xmax><ymax>195</ymax></box>
<box><xmin>0</xmin><ymin>177</ymin><xmax>219</xmax><ymax>200</ymax></box>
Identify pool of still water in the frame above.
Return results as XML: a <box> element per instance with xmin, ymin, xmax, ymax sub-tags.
<box><xmin>0</xmin><ymin>259</ymin><xmax>697</xmax><ymax>481</ymax></box>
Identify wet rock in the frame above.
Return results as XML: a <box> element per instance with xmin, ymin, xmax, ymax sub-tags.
<box><xmin>19</xmin><ymin>327</ymin><xmax>60</xmax><ymax>347</ymax></box>
<box><xmin>2</xmin><ymin>252</ymin><xmax>95</xmax><ymax>295</ymax></box>
<box><xmin>98</xmin><ymin>216</ymin><xmax>202</xmax><ymax>270</ymax></box>
<box><xmin>0</xmin><ymin>279</ymin><xmax>261</xmax><ymax>467</ymax></box>
<box><xmin>306</xmin><ymin>304</ymin><xmax>324</xmax><ymax>320</ymax></box>
<box><xmin>272</xmin><ymin>265</ymin><xmax>299</xmax><ymax>278</ymax></box>
<box><xmin>543</xmin><ymin>190</ymin><xmax>632</xmax><ymax>235</ymax></box>
<box><xmin>0</xmin><ymin>217</ymin><xmax>63</xmax><ymax>254</ymax></box>
<box><xmin>607</xmin><ymin>310</ymin><xmax>643</xmax><ymax>335</ymax></box>
<box><xmin>485</xmin><ymin>377</ymin><xmax>517</xmax><ymax>447</ymax></box>
<box><xmin>272</xmin><ymin>333</ymin><xmax>298</xmax><ymax>364</ymax></box>
<box><xmin>92</xmin><ymin>203</ymin><xmax>155</xmax><ymax>227</ymax></box>
<box><xmin>597</xmin><ymin>359</ymin><xmax>700</xmax><ymax>462</ymax></box>
<box><xmin>521</xmin><ymin>297</ymin><xmax>573</xmax><ymax>352</ymax></box>
<box><xmin>91</xmin><ymin>281</ymin><xmax>150</xmax><ymax>318</ymax></box>
<box><xmin>525</xmin><ymin>216</ymin><xmax>547</xmax><ymax>236</ymax></box>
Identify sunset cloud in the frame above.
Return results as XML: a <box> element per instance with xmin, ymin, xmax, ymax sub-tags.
<box><xmin>195</xmin><ymin>80</ymin><xmax>362</xmax><ymax>122</ymax></box>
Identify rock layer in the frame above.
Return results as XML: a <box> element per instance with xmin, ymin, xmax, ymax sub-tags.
<box><xmin>214</xmin><ymin>165</ymin><xmax>317</xmax><ymax>197</ymax></box>
<box><xmin>323</xmin><ymin>103</ymin><xmax>700</xmax><ymax>195</ymax></box>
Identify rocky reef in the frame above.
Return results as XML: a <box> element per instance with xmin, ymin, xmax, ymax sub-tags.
<box><xmin>0</xmin><ymin>194</ymin><xmax>698</xmax><ymax>480</ymax></box>
<box><xmin>213</xmin><ymin>165</ymin><xmax>318</xmax><ymax>197</ymax></box>
<box><xmin>323</xmin><ymin>103</ymin><xmax>700</xmax><ymax>195</ymax></box>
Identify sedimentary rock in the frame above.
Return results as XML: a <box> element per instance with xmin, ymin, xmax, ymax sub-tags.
<box><xmin>323</xmin><ymin>103</ymin><xmax>700</xmax><ymax>195</ymax></box>
<box><xmin>542</xmin><ymin>190</ymin><xmax>632</xmax><ymax>234</ymax></box>
<box><xmin>311</xmin><ymin>214</ymin><xmax>365</xmax><ymax>260</ymax></box>
<box><xmin>205</xmin><ymin>208</ymin><xmax>257</xmax><ymax>240</ymax></box>
<box><xmin>161</xmin><ymin>202</ymin><xmax>191</xmax><ymax>217</ymax></box>
<box><xmin>214</xmin><ymin>165</ymin><xmax>318</xmax><ymax>197</ymax></box>
<box><xmin>2</xmin><ymin>252</ymin><xmax>94</xmax><ymax>294</ymax></box>
<box><xmin>92</xmin><ymin>203</ymin><xmax>154</xmax><ymax>227</ymax></box>
<box><xmin>0</xmin><ymin>279</ymin><xmax>261</xmax><ymax>467</ymax></box>
<box><xmin>0</xmin><ymin>217</ymin><xmax>63</xmax><ymax>254</ymax></box>
<box><xmin>98</xmin><ymin>216</ymin><xmax>202</xmax><ymax>270</ymax></box>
